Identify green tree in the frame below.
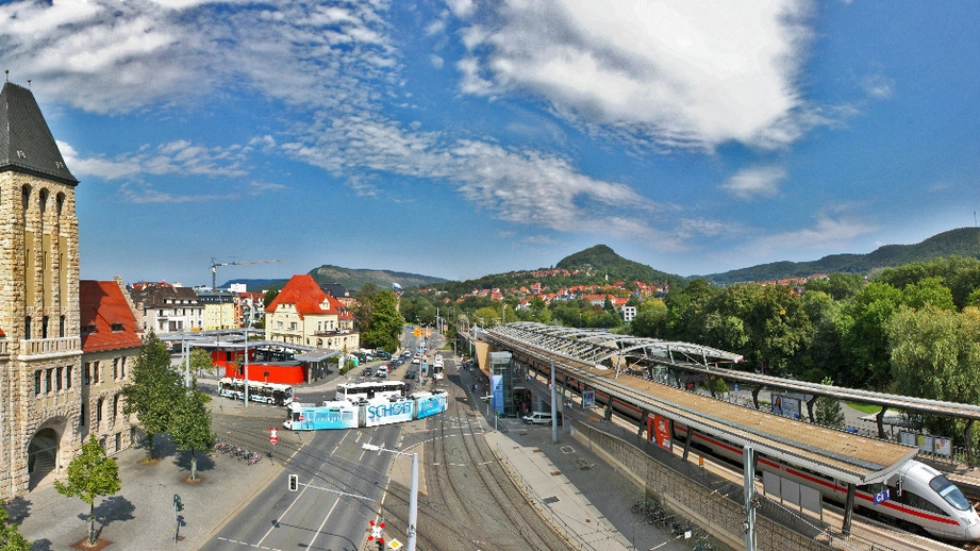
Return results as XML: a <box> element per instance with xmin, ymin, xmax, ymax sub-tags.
<box><xmin>473</xmin><ymin>306</ymin><xmax>502</xmax><ymax>326</ymax></box>
<box><xmin>664</xmin><ymin>279</ymin><xmax>718</xmax><ymax>342</ymax></box>
<box><xmin>362</xmin><ymin>290</ymin><xmax>405</xmax><ymax>353</ymax></box>
<box><xmin>352</xmin><ymin>283</ymin><xmax>381</xmax><ymax>333</ymax></box>
<box><xmin>887</xmin><ymin>305</ymin><xmax>980</xmax><ymax>434</ymax></box>
<box><xmin>900</xmin><ymin>276</ymin><xmax>956</xmax><ymax>311</ymax></box>
<box><xmin>630</xmin><ymin>299</ymin><xmax>668</xmax><ymax>338</ymax></box>
<box><xmin>799</xmin><ymin>290</ymin><xmax>844</xmax><ymax>383</ymax></box>
<box><xmin>0</xmin><ymin>502</ymin><xmax>31</xmax><ymax>551</ymax></box>
<box><xmin>54</xmin><ymin>435</ymin><xmax>122</xmax><ymax>546</ymax></box>
<box><xmin>804</xmin><ymin>273</ymin><xmax>865</xmax><ymax>301</ymax></box>
<box><xmin>262</xmin><ymin>289</ymin><xmax>279</xmax><ymax>308</ymax></box>
<box><xmin>189</xmin><ymin>348</ymin><xmax>216</xmax><ymax>378</ymax></box>
<box><xmin>838</xmin><ymin>282</ymin><xmax>903</xmax><ymax>389</ymax></box>
<box><xmin>122</xmin><ymin>332</ymin><xmax>182</xmax><ymax>459</ymax></box>
<box><xmin>814</xmin><ymin>377</ymin><xmax>845</xmax><ymax>429</ymax></box>
<box><xmin>170</xmin><ymin>385</ymin><xmax>215</xmax><ymax>481</ymax></box>
<box><xmin>877</xmin><ymin>256</ymin><xmax>980</xmax><ymax>309</ymax></box>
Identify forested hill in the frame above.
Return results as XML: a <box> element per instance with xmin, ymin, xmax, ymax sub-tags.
<box><xmin>225</xmin><ymin>266</ymin><xmax>446</xmax><ymax>293</ymax></box>
<box><xmin>556</xmin><ymin>245</ymin><xmax>687</xmax><ymax>287</ymax></box>
<box><xmin>308</xmin><ymin>265</ymin><xmax>446</xmax><ymax>292</ymax></box>
<box><xmin>432</xmin><ymin>244</ymin><xmax>686</xmax><ymax>298</ymax></box>
<box><xmin>703</xmin><ymin>227</ymin><xmax>980</xmax><ymax>284</ymax></box>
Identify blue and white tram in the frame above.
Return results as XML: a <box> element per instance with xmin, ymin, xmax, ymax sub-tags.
<box><xmin>285</xmin><ymin>390</ymin><xmax>448</xmax><ymax>430</ymax></box>
<box><xmin>335</xmin><ymin>380</ymin><xmax>407</xmax><ymax>402</ymax></box>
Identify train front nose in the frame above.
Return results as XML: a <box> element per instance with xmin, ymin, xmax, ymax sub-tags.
<box><xmin>962</xmin><ymin>512</ymin><xmax>980</xmax><ymax>541</ymax></box>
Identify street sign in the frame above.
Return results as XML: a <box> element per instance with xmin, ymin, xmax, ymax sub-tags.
<box><xmin>270</xmin><ymin>427</ymin><xmax>279</xmax><ymax>445</ymax></box>
<box><xmin>388</xmin><ymin>538</ymin><xmax>403</xmax><ymax>549</ymax></box>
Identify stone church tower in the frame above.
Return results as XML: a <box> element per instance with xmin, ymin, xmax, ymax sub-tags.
<box><xmin>0</xmin><ymin>81</ymin><xmax>83</xmax><ymax>497</ymax></box>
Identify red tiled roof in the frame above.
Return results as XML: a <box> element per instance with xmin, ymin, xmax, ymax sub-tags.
<box><xmin>265</xmin><ymin>275</ymin><xmax>345</xmax><ymax>318</ymax></box>
<box><xmin>80</xmin><ymin>280</ymin><xmax>142</xmax><ymax>352</ymax></box>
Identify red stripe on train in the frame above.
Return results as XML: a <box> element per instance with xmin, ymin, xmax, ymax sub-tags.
<box><xmin>682</xmin><ymin>427</ymin><xmax>960</xmax><ymax>527</ymax></box>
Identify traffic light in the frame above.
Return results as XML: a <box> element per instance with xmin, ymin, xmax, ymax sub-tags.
<box><xmin>288</xmin><ymin>474</ymin><xmax>298</xmax><ymax>492</ymax></box>
<box><xmin>173</xmin><ymin>494</ymin><xmax>183</xmax><ymax>512</ymax></box>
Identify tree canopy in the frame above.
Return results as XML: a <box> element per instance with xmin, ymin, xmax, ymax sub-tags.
<box><xmin>0</xmin><ymin>502</ymin><xmax>30</xmax><ymax>551</ymax></box>
<box><xmin>122</xmin><ymin>331</ymin><xmax>183</xmax><ymax>458</ymax></box>
<box><xmin>169</xmin><ymin>385</ymin><xmax>215</xmax><ymax>480</ymax></box>
<box><xmin>361</xmin><ymin>290</ymin><xmax>405</xmax><ymax>352</ymax></box>
<box><xmin>54</xmin><ymin>435</ymin><xmax>121</xmax><ymax>546</ymax></box>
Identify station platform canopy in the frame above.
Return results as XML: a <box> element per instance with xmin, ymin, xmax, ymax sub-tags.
<box><xmin>484</xmin><ymin>322</ymin><xmax>917</xmax><ymax>486</ymax></box>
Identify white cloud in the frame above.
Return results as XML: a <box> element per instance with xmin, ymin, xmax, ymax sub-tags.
<box><xmin>862</xmin><ymin>74</ymin><xmax>894</xmax><ymax>99</ymax></box>
<box><xmin>740</xmin><ymin>215</ymin><xmax>878</xmax><ymax>260</ymax></box>
<box><xmin>430</xmin><ymin>54</ymin><xmax>445</xmax><ymax>69</ymax></box>
<box><xmin>119</xmin><ymin>181</ymin><xmax>228</xmax><ymax>204</ymax></box>
<box><xmin>445</xmin><ymin>0</ymin><xmax>476</xmax><ymax>19</ymax></box>
<box><xmin>10</xmin><ymin>1</ymin><xmax>727</xmax><ymax>254</ymax></box>
<box><xmin>721</xmin><ymin>165</ymin><xmax>787</xmax><ymax>200</ymax></box>
<box><xmin>425</xmin><ymin>19</ymin><xmax>446</xmax><ymax>36</ymax></box>
<box><xmin>457</xmin><ymin>0</ymin><xmax>815</xmax><ymax>150</ymax></box>
<box><xmin>61</xmin><ymin>140</ymin><xmax>249</xmax><ymax>180</ymax></box>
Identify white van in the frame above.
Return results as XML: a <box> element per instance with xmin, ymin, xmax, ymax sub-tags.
<box><xmin>522</xmin><ymin>412</ymin><xmax>554</xmax><ymax>425</ymax></box>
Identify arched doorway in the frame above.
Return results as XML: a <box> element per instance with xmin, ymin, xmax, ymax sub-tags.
<box><xmin>28</xmin><ymin>427</ymin><xmax>60</xmax><ymax>490</ymax></box>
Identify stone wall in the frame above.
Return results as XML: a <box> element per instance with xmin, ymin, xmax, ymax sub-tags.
<box><xmin>0</xmin><ymin>169</ymin><xmax>84</xmax><ymax>498</ymax></box>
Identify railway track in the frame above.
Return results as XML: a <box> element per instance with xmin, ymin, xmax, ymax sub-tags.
<box><xmin>419</xmin><ymin>360</ymin><xmax>570</xmax><ymax>551</ymax></box>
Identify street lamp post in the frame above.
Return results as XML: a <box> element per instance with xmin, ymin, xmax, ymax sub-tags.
<box><xmin>362</xmin><ymin>443</ymin><xmax>418</xmax><ymax>551</ymax></box>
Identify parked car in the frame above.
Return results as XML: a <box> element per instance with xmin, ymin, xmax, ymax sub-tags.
<box><xmin>405</xmin><ymin>370</ymin><xmax>417</xmax><ymax>380</ymax></box>
<box><xmin>361</xmin><ymin>367</ymin><xmax>372</xmax><ymax>377</ymax></box>
<box><xmin>523</xmin><ymin>412</ymin><xmax>557</xmax><ymax>425</ymax></box>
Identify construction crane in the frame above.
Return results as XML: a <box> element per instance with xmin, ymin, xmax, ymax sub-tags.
<box><xmin>211</xmin><ymin>258</ymin><xmax>280</xmax><ymax>291</ymax></box>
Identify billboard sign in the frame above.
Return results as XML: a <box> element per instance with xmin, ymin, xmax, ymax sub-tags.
<box><xmin>491</xmin><ymin>375</ymin><xmax>504</xmax><ymax>415</ymax></box>
<box><xmin>771</xmin><ymin>394</ymin><xmax>801</xmax><ymax>419</ymax></box>
<box><xmin>647</xmin><ymin>414</ymin><xmax>672</xmax><ymax>451</ymax></box>
<box><xmin>582</xmin><ymin>390</ymin><xmax>596</xmax><ymax>409</ymax></box>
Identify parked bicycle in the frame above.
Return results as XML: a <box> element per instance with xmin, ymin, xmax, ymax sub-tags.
<box><xmin>631</xmin><ymin>498</ymin><xmax>657</xmax><ymax>515</ymax></box>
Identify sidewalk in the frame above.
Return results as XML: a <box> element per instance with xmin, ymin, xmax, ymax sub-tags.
<box><xmin>485</xmin><ymin>429</ymin><xmax>634</xmax><ymax>551</ymax></box>
<box><xmin>13</xmin><ymin>401</ymin><xmax>289</xmax><ymax>551</ymax></box>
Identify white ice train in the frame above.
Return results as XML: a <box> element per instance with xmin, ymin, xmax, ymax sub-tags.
<box><xmin>284</xmin><ymin>390</ymin><xmax>448</xmax><ymax>431</ymax></box>
<box><xmin>535</xmin><ymin>365</ymin><xmax>980</xmax><ymax>542</ymax></box>
<box><xmin>674</xmin><ymin>423</ymin><xmax>980</xmax><ymax>541</ymax></box>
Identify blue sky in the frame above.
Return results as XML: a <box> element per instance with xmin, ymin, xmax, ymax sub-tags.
<box><xmin>3</xmin><ymin>0</ymin><xmax>979</xmax><ymax>287</ymax></box>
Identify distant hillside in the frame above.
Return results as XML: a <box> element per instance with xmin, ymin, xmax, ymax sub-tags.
<box><xmin>225</xmin><ymin>267</ymin><xmax>446</xmax><ymax>293</ymax></box>
<box><xmin>557</xmin><ymin>245</ymin><xmax>687</xmax><ymax>287</ymax></box>
<box><xmin>308</xmin><ymin>265</ymin><xmax>446</xmax><ymax>292</ymax></box>
<box><xmin>429</xmin><ymin>244</ymin><xmax>685</xmax><ymax>299</ymax></box>
<box><xmin>703</xmin><ymin>227</ymin><xmax>980</xmax><ymax>284</ymax></box>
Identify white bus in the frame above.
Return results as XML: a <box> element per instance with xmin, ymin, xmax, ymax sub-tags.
<box><xmin>218</xmin><ymin>378</ymin><xmax>295</xmax><ymax>406</ymax></box>
<box><xmin>335</xmin><ymin>381</ymin><xmax>407</xmax><ymax>402</ymax></box>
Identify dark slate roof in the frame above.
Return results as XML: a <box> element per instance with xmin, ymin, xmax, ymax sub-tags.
<box><xmin>130</xmin><ymin>282</ymin><xmax>201</xmax><ymax>309</ymax></box>
<box><xmin>320</xmin><ymin>283</ymin><xmax>350</xmax><ymax>298</ymax></box>
<box><xmin>0</xmin><ymin>82</ymin><xmax>78</xmax><ymax>185</ymax></box>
